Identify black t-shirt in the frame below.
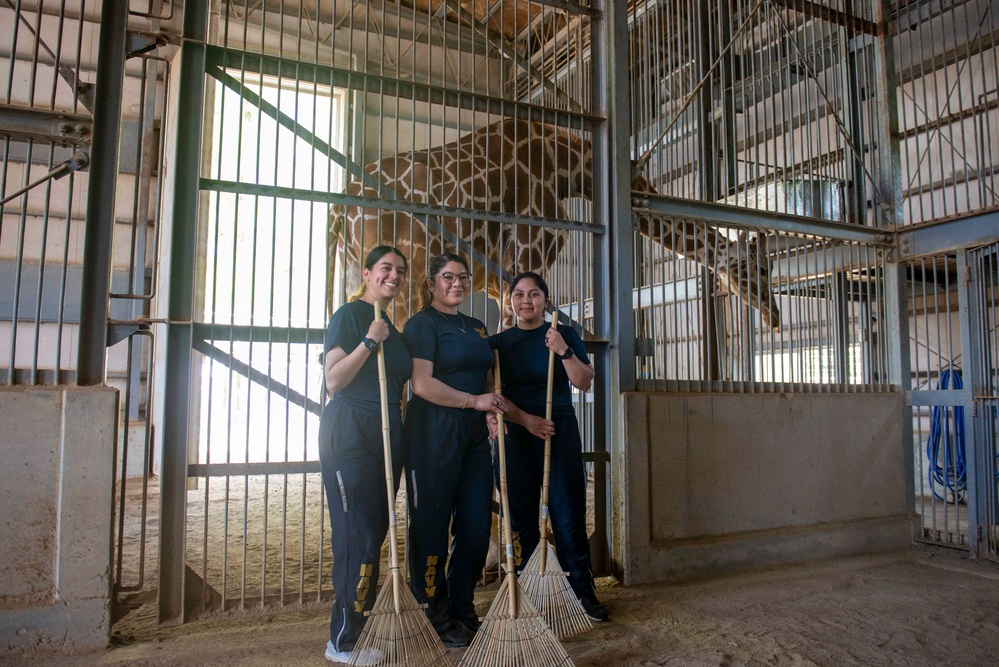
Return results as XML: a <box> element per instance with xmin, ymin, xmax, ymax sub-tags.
<box><xmin>402</xmin><ymin>307</ymin><xmax>494</xmax><ymax>400</ymax></box>
<box><xmin>324</xmin><ymin>299</ymin><xmax>411</xmax><ymax>419</ymax></box>
<box><xmin>490</xmin><ymin>324</ymin><xmax>590</xmax><ymax>419</ymax></box>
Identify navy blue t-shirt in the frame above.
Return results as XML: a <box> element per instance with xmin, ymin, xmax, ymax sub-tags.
<box><xmin>490</xmin><ymin>324</ymin><xmax>590</xmax><ymax>419</ymax></box>
<box><xmin>324</xmin><ymin>299</ymin><xmax>411</xmax><ymax>419</ymax></box>
<box><xmin>402</xmin><ymin>307</ymin><xmax>494</xmax><ymax>400</ymax></box>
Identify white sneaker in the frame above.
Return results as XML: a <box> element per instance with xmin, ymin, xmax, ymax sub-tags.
<box><xmin>325</xmin><ymin>640</ymin><xmax>382</xmax><ymax>665</ymax></box>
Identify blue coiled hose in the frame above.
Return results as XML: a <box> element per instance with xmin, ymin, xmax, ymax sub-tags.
<box><xmin>925</xmin><ymin>369</ymin><xmax>966</xmax><ymax>502</ymax></box>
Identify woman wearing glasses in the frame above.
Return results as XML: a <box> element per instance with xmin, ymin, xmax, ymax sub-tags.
<box><xmin>318</xmin><ymin>246</ymin><xmax>410</xmax><ymax>664</ymax></box>
<box><xmin>402</xmin><ymin>253</ymin><xmax>507</xmax><ymax>646</ymax></box>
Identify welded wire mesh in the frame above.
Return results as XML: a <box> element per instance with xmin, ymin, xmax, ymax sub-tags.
<box><xmin>629</xmin><ymin>0</ymin><xmax>890</xmax><ymax>227</ymax></box>
<box><xmin>0</xmin><ymin>0</ymin><xmax>95</xmax><ymax>384</ymax></box>
<box><xmin>894</xmin><ymin>0</ymin><xmax>999</xmax><ymax>225</ymax></box>
<box><xmin>631</xmin><ymin>217</ymin><xmax>890</xmax><ymax>391</ymax></box>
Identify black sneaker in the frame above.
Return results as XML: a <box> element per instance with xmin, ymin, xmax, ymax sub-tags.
<box><xmin>578</xmin><ymin>594</ymin><xmax>609</xmax><ymax>622</ymax></box>
<box><xmin>453</xmin><ymin>615</ymin><xmax>481</xmax><ymax>637</ymax></box>
<box><xmin>436</xmin><ymin>625</ymin><xmax>470</xmax><ymax>648</ymax></box>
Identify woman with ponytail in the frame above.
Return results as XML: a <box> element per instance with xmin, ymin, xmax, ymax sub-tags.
<box><xmin>317</xmin><ymin>246</ymin><xmax>410</xmax><ymax>664</ymax></box>
<box><xmin>401</xmin><ymin>253</ymin><xmax>506</xmax><ymax>646</ymax></box>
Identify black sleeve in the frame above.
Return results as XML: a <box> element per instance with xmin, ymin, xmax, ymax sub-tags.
<box><xmin>402</xmin><ymin>314</ymin><xmax>439</xmax><ymax>363</ymax></box>
<box><xmin>325</xmin><ymin>305</ymin><xmax>363</xmax><ymax>355</ymax></box>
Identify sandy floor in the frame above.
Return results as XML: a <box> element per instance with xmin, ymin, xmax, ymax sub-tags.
<box><xmin>8</xmin><ymin>545</ymin><xmax>999</xmax><ymax>667</ymax></box>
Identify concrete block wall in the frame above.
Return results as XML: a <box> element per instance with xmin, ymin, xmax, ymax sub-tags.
<box><xmin>1</xmin><ymin>386</ymin><xmax>118</xmax><ymax>652</ymax></box>
<box><xmin>618</xmin><ymin>391</ymin><xmax>916</xmax><ymax>584</ymax></box>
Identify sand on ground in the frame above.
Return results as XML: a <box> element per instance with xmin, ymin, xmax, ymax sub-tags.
<box><xmin>6</xmin><ymin>545</ymin><xmax>999</xmax><ymax>666</ymax></box>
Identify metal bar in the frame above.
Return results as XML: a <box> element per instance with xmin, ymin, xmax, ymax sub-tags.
<box><xmin>898</xmin><ymin>209</ymin><xmax>999</xmax><ymax>258</ymax></box>
<box><xmin>633</xmin><ymin>192</ymin><xmax>886</xmax><ymax>244</ymax></box>
<box><xmin>0</xmin><ymin>151</ymin><xmax>88</xmax><ymax>206</ymax></box>
<box><xmin>597</xmin><ymin>0</ymin><xmax>632</xmax><ymax>575</ymax></box>
<box><xmin>189</xmin><ymin>461</ymin><xmax>321</xmax><ymax>477</ymax></box>
<box><xmin>77</xmin><ymin>0</ymin><xmax>128</xmax><ymax>385</ymax></box>
<box><xmin>204</xmin><ymin>46</ymin><xmax>602</xmax><ymax>129</ymax></box>
<box><xmin>958</xmin><ymin>250</ymin><xmax>985</xmax><ymax>555</ymax></box>
<box><xmin>192</xmin><ymin>323</ymin><xmax>325</xmax><ymax>344</ymax></box>
<box><xmin>892</xmin><ymin>0</ymin><xmax>969</xmax><ymax>35</ymax></box>
<box><xmin>909</xmin><ymin>388</ymin><xmax>975</xmax><ymax>406</ymax></box>
<box><xmin>770</xmin><ymin>0</ymin><xmax>877</xmax><ymax>35</ymax></box>
<box><xmin>0</xmin><ymin>104</ymin><xmax>93</xmax><ymax>144</ymax></box>
<box><xmin>158</xmin><ymin>0</ymin><xmax>209</xmax><ymax>626</ymax></box>
<box><xmin>199</xmin><ymin>177</ymin><xmax>604</xmax><ymax>234</ymax></box>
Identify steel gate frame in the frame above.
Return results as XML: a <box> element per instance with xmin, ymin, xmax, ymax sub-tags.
<box><xmin>156</xmin><ymin>0</ymin><xmax>624</xmax><ymax>626</ymax></box>
<box><xmin>898</xmin><ymin>224</ymin><xmax>999</xmax><ymax>558</ymax></box>
<box><xmin>965</xmin><ymin>242</ymin><xmax>999</xmax><ymax>562</ymax></box>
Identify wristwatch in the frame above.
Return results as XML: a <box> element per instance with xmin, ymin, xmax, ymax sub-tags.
<box><xmin>560</xmin><ymin>346</ymin><xmax>575</xmax><ymax>360</ymax></box>
<box><xmin>361</xmin><ymin>336</ymin><xmax>378</xmax><ymax>351</ymax></box>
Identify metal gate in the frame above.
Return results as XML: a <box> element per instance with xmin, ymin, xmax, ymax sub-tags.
<box><xmin>967</xmin><ymin>242</ymin><xmax>999</xmax><ymax>562</ymax></box>
<box><xmin>0</xmin><ymin>0</ymin><xmax>172</xmax><ymax>627</ymax></box>
<box><xmin>157</xmin><ymin>0</ymin><xmax>616</xmax><ymax>624</ymax></box>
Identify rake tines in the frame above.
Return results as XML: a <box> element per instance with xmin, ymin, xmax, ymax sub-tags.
<box><xmin>519</xmin><ymin>543</ymin><xmax>592</xmax><ymax>640</ymax></box>
<box><xmin>459</xmin><ymin>351</ymin><xmax>574</xmax><ymax>667</ymax></box>
<box><xmin>348</xmin><ymin>570</ymin><xmax>448</xmax><ymax>667</ymax></box>
<box><xmin>459</xmin><ymin>571</ymin><xmax>573</xmax><ymax>667</ymax></box>
<box><xmin>517</xmin><ymin>316</ymin><xmax>592</xmax><ymax>641</ymax></box>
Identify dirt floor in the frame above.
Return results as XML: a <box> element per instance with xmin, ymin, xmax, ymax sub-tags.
<box><xmin>7</xmin><ymin>545</ymin><xmax>999</xmax><ymax>667</ymax></box>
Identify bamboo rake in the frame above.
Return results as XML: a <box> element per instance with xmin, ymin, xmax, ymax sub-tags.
<box><xmin>518</xmin><ymin>319</ymin><xmax>592</xmax><ymax>640</ymax></box>
<box><xmin>348</xmin><ymin>306</ymin><xmax>449</xmax><ymax>667</ymax></box>
<box><xmin>458</xmin><ymin>351</ymin><xmax>573</xmax><ymax>667</ymax></box>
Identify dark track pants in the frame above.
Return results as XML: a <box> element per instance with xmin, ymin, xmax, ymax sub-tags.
<box><xmin>404</xmin><ymin>400</ymin><xmax>493</xmax><ymax>629</ymax></box>
<box><xmin>498</xmin><ymin>415</ymin><xmax>596</xmax><ymax>598</ymax></box>
<box><xmin>318</xmin><ymin>400</ymin><xmax>403</xmax><ymax>652</ymax></box>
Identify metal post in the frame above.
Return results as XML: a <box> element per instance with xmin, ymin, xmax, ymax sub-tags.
<box><xmin>77</xmin><ymin>0</ymin><xmax>129</xmax><ymax>385</ymax></box>
<box><xmin>159</xmin><ymin>0</ymin><xmax>209</xmax><ymax>625</ymax></box>
<box><xmin>844</xmin><ymin>0</ymin><xmax>868</xmax><ymax>225</ymax></box>
<box><xmin>593</xmin><ymin>0</ymin><xmax>635</xmax><ymax>576</ymax></box>
<box><xmin>874</xmin><ymin>1</ymin><xmax>913</xmax><ymax>515</ymax></box>
<box><xmin>958</xmin><ymin>251</ymin><xmax>985</xmax><ymax>556</ymax></box>
<box><xmin>697</xmin><ymin>0</ymin><xmax>720</xmax><ymax>382</ymax></box>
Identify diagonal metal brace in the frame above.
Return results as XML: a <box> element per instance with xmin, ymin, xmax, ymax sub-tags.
<box><xmin>0</xmin><ymin>150</ymin><xmax>89</xmax><ymax>206</ymax></box>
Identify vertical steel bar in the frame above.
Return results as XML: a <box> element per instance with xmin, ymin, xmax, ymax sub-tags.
<box><xmin>593</xmin><ymin>0</ymin><xmax>631</xmax><ymax>574</ymax></box>
<box><xmin>78</xmin><ymin>0</ymin><xmax>129</xmax><ymax>385</ymax></box>
<box><xmin>958</xmin><ymin>250</ymin><xmax>985</xmax><ymax>555</ymax></box>
<box><xmin>159</xmin><ymin>0</ymin><xmax>209</xmax><ymax>625</ymax></box>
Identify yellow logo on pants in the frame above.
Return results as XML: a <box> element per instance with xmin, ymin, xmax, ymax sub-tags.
<box><xmin>424</xmin><ymin>555</ymin><xmax>439</xmax><ymax>597</ymax></box>
<box><xmin>512</xmin><ymin>532</ymin><xmax>523</xmax><ymax>567</ymax></box>
<box><xmin>354</xmin><ymin>563</ymin><xmax>373</xmax><ymax>612</ymax></box>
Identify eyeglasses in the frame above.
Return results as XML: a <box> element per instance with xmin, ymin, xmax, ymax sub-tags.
<box><xmin>439</xmin><ymin>272</ymin><xmax>471</xmax><ymax>285</ymax></box>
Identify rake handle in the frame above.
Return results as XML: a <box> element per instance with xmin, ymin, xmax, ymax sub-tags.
<box><xmin>493</xmin><ymin>349</ymin><xmax>520</xmax><ymax>618</ymax></box>
<box><xmin>539</xmin><ymin>319</ymin><xmax>556</xmax><ymax>573</ymax></box>
<box><xmin>374</xmin><ymin>307</ymin><xmax>403</xmax><ymax>616</ymax></box>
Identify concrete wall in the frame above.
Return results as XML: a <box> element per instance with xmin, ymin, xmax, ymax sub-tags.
<box><xmin>618</xmin><ymin>391</ymin><xmax>916</xmax><ymax>584</ymax></box>
<box><xmin>1</xmin><ymin>386</ymin><xmax>118</xmax><ymax>651</ymax></box>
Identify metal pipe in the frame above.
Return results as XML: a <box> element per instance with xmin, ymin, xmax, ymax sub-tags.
<box><xmin>159</xmin><ymin>0</ymin><xmax>210</xmax><ymax>625</ymax></box>
<box><xmin>77</xmin><ymin>0</ymin><xmax>128</xmax><ymax>385</ymax></box>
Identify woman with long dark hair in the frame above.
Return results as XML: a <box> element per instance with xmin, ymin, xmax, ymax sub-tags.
<box><xmin>318</xmin><ymin>245</ymin><xmax>410</xmax><ymax>664</ymax></box>
<box><xmin>402</xmin><ymin>253</ymin><xmax>506</xmax><ymax>646</ymax></box>
<box><xmin>490</xmin><ymin>271</ymin><xmax>608</xmax><ymax>622</ymax></box>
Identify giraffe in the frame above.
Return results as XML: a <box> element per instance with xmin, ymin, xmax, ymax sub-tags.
<box><xmin>328</xmin><ymin>118</ymin><xmax>781</xmax><ymax>330</ymax></box>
